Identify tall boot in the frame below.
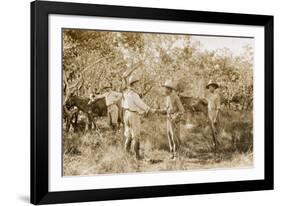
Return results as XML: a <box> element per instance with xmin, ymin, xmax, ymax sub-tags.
<box><xmin>112</xmin><ymin>123</ymin><xmax>117</xmax><ymax>131</ymax></box>
<box><xmin>169</xmin><ymin>147</ymin><xmax>174</xmax><ymax>159</ymax></box>
<box><xmin>133</xmin><ymin>140</ymin><xmax>141</xmax><ymax>160</ymax></box>
<box><xmin>125</xmin><ymin>137</ymin><xmax>132</xmax><ymax>154</ymax></box>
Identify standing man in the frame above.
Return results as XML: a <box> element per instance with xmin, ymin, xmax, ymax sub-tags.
<box><xmin>158</xmin><ymin>80</ymin><xmax>185</xmax><ymax>159</ymax></box>
<box><xmin>122</xmin><ymin>75</ymin><xmax>155</xmax><ymax>160</ymax></box>
<box><xmin>205</xmin><ymin>80</ymin><xmax>221</xmax><ymax>150</ymax></box>
<box><xmin>89</xmin><ymin>83</ymin><xmax>122</xmax><ymax>130</ymax></box>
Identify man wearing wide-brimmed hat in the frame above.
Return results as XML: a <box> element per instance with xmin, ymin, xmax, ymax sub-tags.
<box><xmin>158</xmin><ymin>80</ymin><xmax>185</xmax><ymax>159</ymax></box>
<box><xmin>89</xmin><ymin>82</ymin><xmax>122</xmax><ymax>130</ymax></box>
<box><xmin>122</xmin><ymin>75</ymin><xmax>155</xmax><ymax>160</ymax></box>
<box><xmin>206</xmin><ymin>80</ymin><xmax>221</xmax><ymax>150</ymax></box>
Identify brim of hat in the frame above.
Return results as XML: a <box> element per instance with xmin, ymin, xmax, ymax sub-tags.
<box><xmin>162</xmin><ymin>84</ymin><xmax>175</xmax><ymax>89</ymax></box>
<box><xmin>206</xmin><ymin>83</ymin><xmax>219</xmax><ymax>89</ymax></box>
<box><xmin>130</xmin><ymin>79</ymin><xmax>139</xmax><ymax>85</ymax></box>
<box><xmin>103</xmin><ymin>86</ymin><xmax>111</xmax><ymax>89</ymax></box>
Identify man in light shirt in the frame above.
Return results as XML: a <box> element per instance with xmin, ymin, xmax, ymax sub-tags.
<box><xmin>89</xmin><ymin>83</ymin><xmax>122</xmax><ymax>130</ymax></box>
<box><xmin>122</xmin><ymin>75</ymin><xmax>155</xmax><ymax>160</ymax></box>
<box><xmin>205</xmin><ymin>80</ymin><xmax>221</xmax><ymax>150</ymax></box>
<box><xmin>158</xmin><ymin>80</ymin><xmax>185</xmax><ymax>159</ymax></box>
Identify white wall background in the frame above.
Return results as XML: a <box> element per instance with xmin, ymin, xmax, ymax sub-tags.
<box><xmin>0</xmin><ymin>0</ymin><xmax>278</xmax><ymax>205</ymax></box>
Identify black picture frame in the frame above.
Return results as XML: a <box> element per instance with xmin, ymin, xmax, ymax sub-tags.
<box><xmin>31</xmin><ymin>0</ymin><xmax>274</xmax><ymax>204</ymax></box>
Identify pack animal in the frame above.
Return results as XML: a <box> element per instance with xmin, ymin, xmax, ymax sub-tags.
<box><xmin>179</xmin><ymin>95</ymin><xmax>208</xmax><ymax>116</ymax></box>
<box><xmin>65</xmin><ymin>94</ymin><xmax>122</xmax><ymax>131</ymax></box>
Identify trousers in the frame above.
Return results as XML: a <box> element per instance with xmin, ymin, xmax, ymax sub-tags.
<box><xmin>123</xmin><ymin>110</ymin><xmax>141</xmax><ymax>158</ymax></box>
<box><xmin>107</xmin><ymin>104</ymin><xmax>119</xmax><ymax>127</ymax></box>
<box><xmin>166</xmin><ymin>119</ymin><xmax>181</xmax><ymax>154</ymax></box>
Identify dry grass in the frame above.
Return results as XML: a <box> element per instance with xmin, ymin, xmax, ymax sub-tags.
<box><xmin>63</xmin><ymin>110</ymin><xmax>253</xmax><ymax>176</ymax></box>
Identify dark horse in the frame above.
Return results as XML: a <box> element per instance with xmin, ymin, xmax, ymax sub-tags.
<box><xmin>180</xmin><ymin>95</ymin><xmax>208</xmax><ymax>116</ymax></box>
<box><xmin>65</xmin><ymin>94</ymin><xmax>108</xmax><ymax>131</ymax></box>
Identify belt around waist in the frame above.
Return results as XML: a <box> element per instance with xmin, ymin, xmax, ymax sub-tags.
<box><xmin>167</xmin><ymin>111</ymin><xmax>178</xmax><ymax>115</ymax></box>
<box><xmin>124</xmin><ymin>108</ymin><xmax>138</xmax><ymax>113</ymax></box>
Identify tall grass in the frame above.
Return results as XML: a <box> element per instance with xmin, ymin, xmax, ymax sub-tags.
<box><xmin>63</xmin><ymin>110</ymin><xmax>253</xmax><ymax>176</ymax></box>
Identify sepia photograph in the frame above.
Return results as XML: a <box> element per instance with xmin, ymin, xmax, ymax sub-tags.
<box><xmin>62</xmin><ymin>28</ymin><xmax>254</xmax><ymax>176</ymax></box>
<box><xmin>30</xmin><ymin>2</ymin><xmax>273</xmax><ymax>204</ymax></box>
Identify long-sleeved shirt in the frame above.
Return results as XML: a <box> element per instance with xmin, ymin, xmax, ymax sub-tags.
<box><xmin>122</xmin><ymin>89</ymin><xmax>150</xmax><ymax>114</ymax></box>
<box><xmin>165</xmin><ymin>92</ymin><xmax>185</xmax><ymax>122</ymax></box>
<box><xmin>206</xmin><ymin>92</ymin><xmax>221</xmax><ymax>112</ymax></box>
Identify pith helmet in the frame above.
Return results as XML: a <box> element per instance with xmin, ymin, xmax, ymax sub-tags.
<box><xmin>162</xmin><ymin>80</ymin><xmax>176</xmax><ymax>90</ymax></box>
<box><xmin>206</xmin><ymin>80</ymin><xmax>219</xmax><ymax>89</ymax></box>
<box><xmin>128</xmin><ymin>75</ymin><xmax>140</xmax><ymax>85</ymax></box>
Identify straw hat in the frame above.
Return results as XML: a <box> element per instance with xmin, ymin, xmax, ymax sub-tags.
<box><xmin>162</xmin><ymin>80</ymin><xmax>176</xmax><ymax>90</ymax></box>
<box><xmin>128</xmin><ymin>75</ymin><xmax>140</xmax><ymax>85</ymax></box>
<box><xmin>206</xmin><ymin>80</ymin><xmax>219</xmax><ymax>89</ymax></box>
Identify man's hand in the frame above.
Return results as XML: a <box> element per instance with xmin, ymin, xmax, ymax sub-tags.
<box><xmin>156</xmin><ymin>109</ymin><xmax>166</xmax><ymax>115</ymax></box>
<box><xmin>171</xmin><ymin>113</ymin><xmax>182</xmax><ymax>123</ymax></box>
<box><xmin>214</xmin><ymin>118</ymin><xmax>217</xmax><ymax>125</ymax></box>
